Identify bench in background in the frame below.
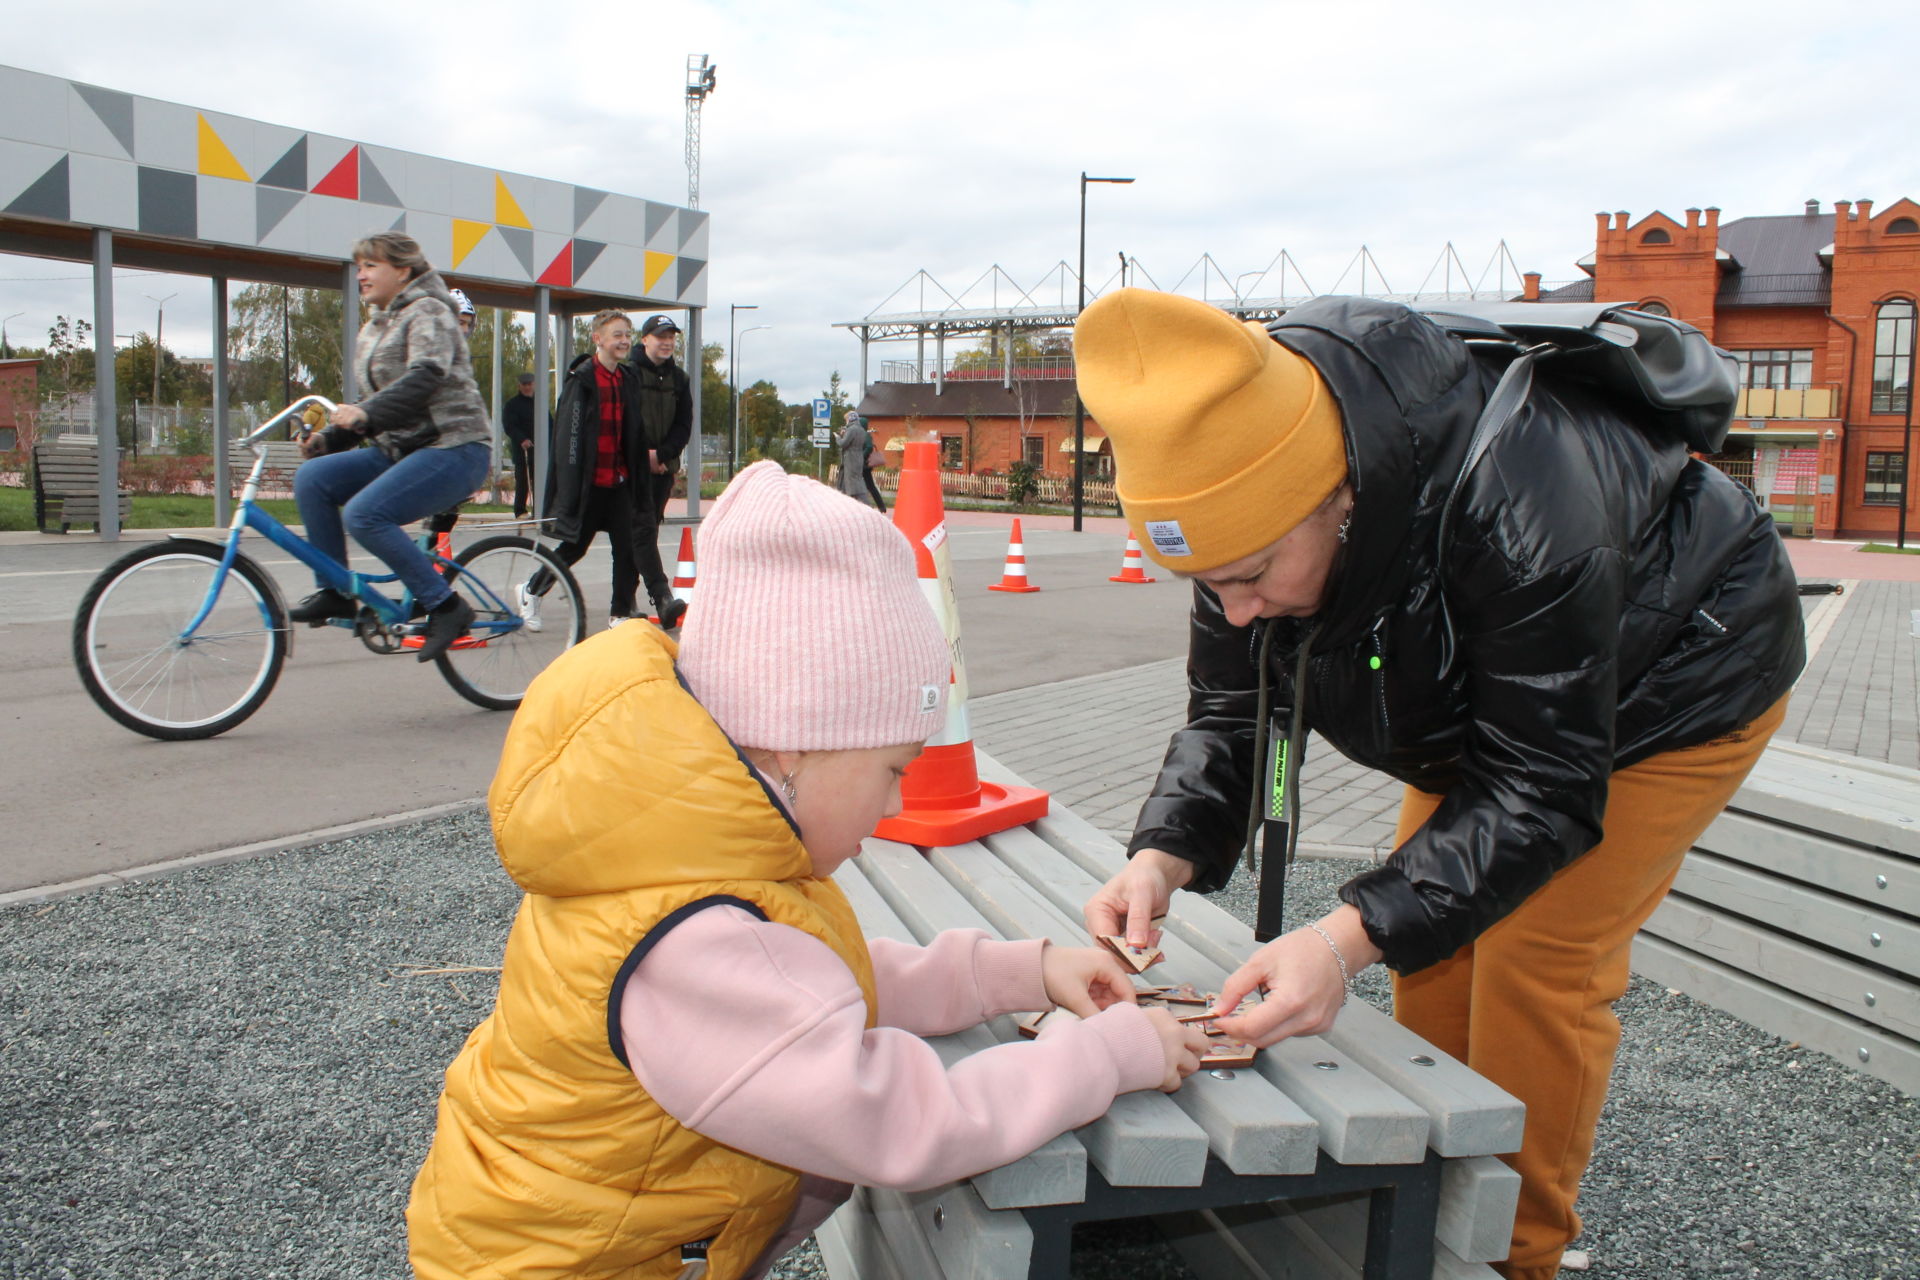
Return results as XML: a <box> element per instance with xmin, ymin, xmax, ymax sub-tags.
<box><xmin>31</xmin><ymin>440</ymin><xmax>132</xmax><ymax>534</ymax></box>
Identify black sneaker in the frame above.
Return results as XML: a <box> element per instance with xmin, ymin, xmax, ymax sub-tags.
<box><xmin>288</xmin><ymin>588</ymin><xmax>358</xmax><ymax>625</ymax></box>
<box><xmin>655</xmin><ymin>597</ymin><xmax>688</xmax><ymax>631</ymax></box>
<box><xmin>415</xmin><ymin>594</ymin><xmax>475</xmax><ymax>663</ymax></box>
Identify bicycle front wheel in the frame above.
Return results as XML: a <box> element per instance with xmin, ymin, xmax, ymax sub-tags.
<box><xmin>436</xmin><ymin>535</ymin><xmax>585</xmax><ymax>711</ymax></box>
<box><xmin>73</xmin><ymin>539</ymin><xmax>289</xmax><ymax>740</ymax></box>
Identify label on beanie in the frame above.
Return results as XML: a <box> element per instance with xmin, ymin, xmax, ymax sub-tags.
<box><xmin>1145</xmin><ymin>520</ymin><xmax>1192</xmax><ymax>558</ymax></box>
<box><xmin>918</xmin><ymin>685</ymin><xmax>941</xmax><ymax>714</ymax></box>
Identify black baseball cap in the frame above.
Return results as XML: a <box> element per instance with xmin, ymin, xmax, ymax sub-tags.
<box><xmin>639</xmin><ymin>315</ymin><xmax>681</xmax><ymax>337</ymax></box>
<box><xmin>516</xmin><ymin>371</ymin><xmax>535</xmax><ymax>384</ymax></box>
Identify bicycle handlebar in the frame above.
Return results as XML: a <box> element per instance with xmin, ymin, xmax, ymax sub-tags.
<box><xmin>245</xmin><ymin>395</ymin><xmax>341</xmax><ymax>445</ymax></box>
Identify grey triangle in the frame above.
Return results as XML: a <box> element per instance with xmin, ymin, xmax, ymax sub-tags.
<box><xmin>644</xmin><ymin>201</ymin><xmax>674</xmax><ymax>243</ymax></box>
<box><xmin>74</xmin><ymin>83</ymin><xmax>135</xmax><ymax>157</ymax></box>
<box><xmin>389</xmin><ymin>211</ymin><xmax>407</xmax><ymax>232</ymax></box>
<box><xmin>674</xmin><ymin>257</ymin><xmax>706</xmax><ymax>300</ymax></box>
<box><xmin>360</xmin><ymin>151</ymin><xmax>401</xmax><ymax>207</ymax></box>
<box><xmin>256</xmin><ymin>185</ymin><xmax>302</xmax><ymax>241</ymax></box>
<box><xmin>497</xmin><ymin>225</ymin><xmax>535</xmax><ymax>276</ymax></box>
<box><xmin>258</xmin><ymin>135</ymin><xmax>307</xmax><ymax>190</ymax></box>
<box><xmin>571</xmin><ymin>238</ymin><xmax>607</xmax><ymax>278</ymax></box>
<box><xmin>573</xmin><ymin>187</ymin><xmax>607</xmax><ymax>232</ymax></box>
<box><xmin>5</xmin><ymin>154</ymin><xmax>70</xmax><ymax>221</ymax></box>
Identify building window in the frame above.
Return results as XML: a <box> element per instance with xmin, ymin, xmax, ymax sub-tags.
<box><xmin>1864</xmin><ymin>451</ymin><xmax>1906</xmax><ymax>505</ymax></box>
<box><xmin>0</xmin><ymin>427</ymin><xmax>14</xmax><ymax>451</ymax></box>
<box><xmin>1872</xmin><ymin>299</ymin><xmax>1915</xmax><ymax>414</ymax></box>
<box><xmin>1022</xmin><ymin>435</ymin><xmax>1046</xmax><ymax>470</ymax></box>
<box><xmin>1731</xmin><ymin>349</ymin><xmax>1814</xmax><ymax>390</ymax></box>
<box><xmin>1635</xmin><ymin>300</ymin><xmax>1671</xmax><ymax>317</ymax></box>
<box><xmin>1640</xmin><ymin>228</ymin><xmax>1672</xmax><ymax>245</ymax></box>
<box><xmin>1888</xmin><ymin>217</ymin><xmax>1919</xmax><ymax>235</ymax></box>
<box><xmin>939</xmin><ymin>434</ymin><xmax>964</xmax><ymax>470</ymax></box>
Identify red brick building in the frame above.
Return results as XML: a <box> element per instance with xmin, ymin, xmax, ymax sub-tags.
<box><xmin>1538</xmin><ymin>198</ymin><xmax>1920</xmax><ymax>539</ymax></box>
<box><xmin>856</xmin><ymin>369</ymin><xmax>1111</xmax><ymax>480</ymax></box>
<box><xmin>0</xmin><ymin>357</ymin><xmax>38</xmax><ymax>452</ymax></box>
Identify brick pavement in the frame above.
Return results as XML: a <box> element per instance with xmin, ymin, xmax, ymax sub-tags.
<box><xmin>971</xmin><ymin>578</ymin><xmax>1919</xmax><ymax>858</ymax></box>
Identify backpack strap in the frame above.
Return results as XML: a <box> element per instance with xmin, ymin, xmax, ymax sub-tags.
<box><xmin>1434</xmin><ymin>343</ymin><xmax>1552</xmax><ymax>678</ymax></box>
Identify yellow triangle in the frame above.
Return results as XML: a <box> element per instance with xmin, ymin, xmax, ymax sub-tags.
<box><xmin>644</xmin><ymin>251</ymin><xmax>676</xmax><ymax>294</ymax></box>
<box><xmin>452</xmin><ymin>219</ymin><xmax>492</xmax><ymax>268</ymax></box>
<box><xmin>494</xmin><ymin>175</ymin><xmax>532</xmax><ymax>229</ymax></box>
<box><xmin>197</xmin><ymin>114</ymin><xmax>251</xmax><ymax>182</ymax></box>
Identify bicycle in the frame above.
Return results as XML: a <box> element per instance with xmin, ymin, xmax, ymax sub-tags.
<box><xmin>72</xmin><ymin>396</ymin><xmax>586</xmax><ymax>741</ymax></box>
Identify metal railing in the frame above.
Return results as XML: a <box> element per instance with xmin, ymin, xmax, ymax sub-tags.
<box><xmin>876</xmin><ymin>355</ymin><xmax>1077</xmax><ymax>384</ymax></box>
<box><xmin>1734</xmin><ymin>384</ymin><xmax>1842</xmax><ymax>419</ymax></box>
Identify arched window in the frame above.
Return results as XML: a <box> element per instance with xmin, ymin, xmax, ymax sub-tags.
<box><xmin>1872</xmin><ymin>298</ymin><xmax>1915</xmax><ymax>413</ymax></box>
<box><xmin>1635</xmin><ymin>300</ymin><xmax>1672</xmax><ymax>317</ymax></box>
<box><xmin>1640</xmin><ymin>228</ymin><xmax>1672</xmax><ymax>245</ymax></box>
<box><xmin>1888</xmin><ymin>217</ymin><xmax>1919</xmax><ymax>235</ymax></box>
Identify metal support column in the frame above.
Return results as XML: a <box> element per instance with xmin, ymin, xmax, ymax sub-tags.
<box><xmin>916</xmin><ymin>328</ymin><xmax>925</xmax><ymax>383</ymax></box>
<box><xmin>686</xmin><ymin>306</ymin><xmax>703</xmax><ymax>518</ymax></box>
<box><xmin>212</xmin><ymin>276</ymin><xmax>231</xmax><ymax>528</ymax></box>
<box><xmin>1002</xmin><ymin>321</ymin><xmax>1012</xmax><ymax>390</ymax></box>
<box><xmin>935</xmin><ymin>327</ymin><xmax>945</xmax><ymax>396</ymax></box>
<box><xmin>533</xmin><ymin>287</ymin><xmax>551</xmax><ymax>524</ymax></box>
<box><xmin>340</xmin><ymin>261</ymin><xmax>358</xmax><ymax>402</ymax></box>
<box><xmin>92</xmin><ymin>229</ymin><xmax>119</xmax><ymax>541</ymax></box>
<box><xmin>858</xmin><ymin>326</ymin><xmax>870</xmax><ymax>402</ymax></box>
<box><xmin>489</xmin><ymin>307</ymin><xmax>503</xmax><ymax>486</ymax></box>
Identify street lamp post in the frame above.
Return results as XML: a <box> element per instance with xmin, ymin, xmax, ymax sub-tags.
<box><xmin>728</xmin><ymin>303</ymin><xmax>759</xmax><ymax>478</ymax></box>
<box><xmin>732</xmin><ymin>324</ymin><xmax>771</xmax><ymax>467</ymax></box>
<box><xmin>0</xmin><ymin>311</ymin><xmax>22</xmax><ymax>358</ymax></box>
<box><xmin>1074</xmin><ymin>172</ymin><xmax>1134</xmax><ymax>531</ymax></box>
<box><xmin>143</xmin><ymin>291</ymin><xmax>177</xmax><ymax>449</ymax></box>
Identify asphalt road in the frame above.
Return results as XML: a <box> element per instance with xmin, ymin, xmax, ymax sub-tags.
<box><xmin>0</xmin><ymin>520</ymin><xmax>1193</xmax><ymax>896</ymax></box>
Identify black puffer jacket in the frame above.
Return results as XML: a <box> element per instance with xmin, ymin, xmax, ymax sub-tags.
<box><xmin>1128</xmin><ymin>298</ymin><xmax>1804</xmax><ymax>975</ymax></box>
<box><xmin>543</xmin><ymin>352</ymin><xmax>646</xmax><ymax>545</ymax></box>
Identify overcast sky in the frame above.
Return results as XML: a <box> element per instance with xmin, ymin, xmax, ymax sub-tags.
<box><xmin>3</xmin><ymin>0</ymin><xmax>1914</xmax><ymax>404</ymax></box>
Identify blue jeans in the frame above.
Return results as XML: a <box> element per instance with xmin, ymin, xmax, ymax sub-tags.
<box><xmin>294</xmin><ymin>442</ymin><xmax>489</xmax><ymax>611</ymax></box>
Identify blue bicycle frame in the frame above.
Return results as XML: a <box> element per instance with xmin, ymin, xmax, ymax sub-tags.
<box><xmin>180</xmin><ymin>395</ymin><xmax>518</xmax><ymax>643</ymax></box>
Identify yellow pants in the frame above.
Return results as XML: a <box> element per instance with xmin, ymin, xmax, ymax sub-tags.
<box><xmin>1391</xmin><ymin>695</ymin><xmax>1787</xmax><ymax>1280</ymax></box>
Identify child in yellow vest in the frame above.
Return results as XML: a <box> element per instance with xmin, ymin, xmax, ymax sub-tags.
<box><xmin>407</xmin><ymin>461</ymin><xmax>1209</xmax><ymax>1279</ymax></box>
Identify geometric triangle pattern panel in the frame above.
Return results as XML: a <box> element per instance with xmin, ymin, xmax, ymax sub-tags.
<box><xmin>0</xmin><ymin>64</ymin><xmax>704</xmax><ymax>306</ymax></box>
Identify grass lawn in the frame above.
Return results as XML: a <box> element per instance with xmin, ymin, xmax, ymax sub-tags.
<box><xmin>0</xmin><ymin>485</ymin><xmax>514</xmax><ymax>533</ymax></box>
<box><xmin>1862</xmin><ymin>541</ymin><xmax>1920</xmax><ymax>555</ymax></box>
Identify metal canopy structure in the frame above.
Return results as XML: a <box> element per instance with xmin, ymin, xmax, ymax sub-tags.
<box><xmin>836</xmin><ymin>243</ymin><xmax>1543</xmax><ymax>397</ymax></box>
<box><xmin>0</xmin><ymin>63</ymin><xmax>712</xmax><ymax>536</ymax></box>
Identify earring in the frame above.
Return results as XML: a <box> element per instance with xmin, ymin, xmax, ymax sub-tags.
<box><xmin>1336</xmin><ymin>508</ymin><xmax>1353</xmax><ymax>544</ymax></box>
<box><xmin>780</xmin><ymin>772</ymin><xmax>797</xmax><ymax>803</ymax></box>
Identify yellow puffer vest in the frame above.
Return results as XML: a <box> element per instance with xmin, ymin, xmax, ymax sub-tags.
<box><xmin>407</xmin><ymin>624</ymin><xmax>878</xmax><ymax>1280</ymax></box>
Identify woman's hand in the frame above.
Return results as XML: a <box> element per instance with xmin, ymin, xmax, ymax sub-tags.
<box><xmin>1039</xmin><ymin>944</ymin><xmax>1137</xmax><ymax>1017</ymax></box>
<box><xmin>1140</xmin><ymin>1006</ymin><xmax>1211</xmax><ymax>1092</ymax></box>
<box><xmin>330</xmin><ymin>403</ymin><xmax>368</xmax><ymax>431</ymax></box>
<box><xmin>297</xmin><ymin>430</ymin><xmax>327</xmax><ymax>459</ymax></box>
<box><xmin>1207</xmin><ymin>906</ymin><xmax>1383</xmax><ymax>1048</ymax></box>
<box><xmin>1082</xmin><ymin>848</ymin><xmax>1194</xmax><ymax>950</ymax></box>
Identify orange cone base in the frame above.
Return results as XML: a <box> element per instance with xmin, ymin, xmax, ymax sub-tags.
<box><xmin>873</xmin><ymin>779</ymin><xmax>1050</xmax><ymax>845</ymax></box>
<box><xmin>1109</xmin><ymin>571</ymin><xmax>1156</xmax><ymax>583</ymax></box>
<box><xmin>988</xmin><ymin>581</ymin><xmax>1040</xmax><ymax>593</ymax></box>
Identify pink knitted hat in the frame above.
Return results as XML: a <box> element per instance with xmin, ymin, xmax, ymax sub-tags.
<box><xmin>678</xmin><ymin>461</ymin><xmax>951</xmax><ymax>752</ymax></box>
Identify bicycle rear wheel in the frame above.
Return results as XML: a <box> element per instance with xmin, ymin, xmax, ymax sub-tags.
<box><xmin>73</xmin><ymin>539</ymin><xmax>288</xmax><ymax>740</ymax></box>
<box><xmin>436</xmin><ymin>535</ymin><xmax>584</xmax><ymax>710</ymax></box>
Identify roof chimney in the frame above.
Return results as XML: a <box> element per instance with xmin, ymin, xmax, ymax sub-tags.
<box><xmin>1614</xmin><ymin>210</ymin><xmax>1630</xmax><ymax>231</ymax></box>
<box><xmin>1686</xmin><ymin>207</ymin><xmax>1701</xmax><ymax>229</ymax></box>
<box><xmin>1704</xmin><ymin>206</ymin><xmax>1720</xmax><ymax>231</ymax></box>
<box><xmin>1858</xmin><ymin>198</ymin><xmax>1874</xmax><ymax>221</ymax></box>
<box><xmin>1522</xmin><ymin>272</ymin><xmax>1542</xmax><ymax>301</ymax></box>
<box><xmin>1806</xmin><ymin>199</ymin><xmax>1820</xmax><ymax>215</ymax></box>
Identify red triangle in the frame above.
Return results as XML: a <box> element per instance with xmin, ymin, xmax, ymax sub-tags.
<box><xmin>312</xmin><ymin>145</ymin><xmax>359</xmax><ymax>199</ymax></box>
<box><xmin>537</xmin><ymin>240</ymin><xmax>574</xmax><ymax>287</ymax></box>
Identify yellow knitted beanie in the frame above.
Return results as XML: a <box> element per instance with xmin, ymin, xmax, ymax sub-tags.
<box><xmin>1075</xmin><ymin>288</ymin><xmax>1347</xmax><ymax>572</ymax></box>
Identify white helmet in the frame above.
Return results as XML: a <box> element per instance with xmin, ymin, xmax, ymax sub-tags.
<box><xmin>448</xmin><ymin>287</ymin><xmax>476</xmax><ymax>318</ymax></box>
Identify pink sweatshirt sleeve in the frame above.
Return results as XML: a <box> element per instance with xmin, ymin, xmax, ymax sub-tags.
<box><xmin>620</xmin><ymin>905</ymin><xmax>1165</xmax><ymax>1192</ymax></box>
<box><xmin>867</xmin><ymin>931</ymin><xmax>1049</xmax><ymax>1034</ymax></box>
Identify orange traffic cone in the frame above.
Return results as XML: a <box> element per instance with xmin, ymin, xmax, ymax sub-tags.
<box><xmin>987</xmin><ymin>519</ymin><xmax>1040</xmax><ymax>593</ymax></box>
<box><xmin>875</xmin><ymin>442</ymin><xmax>1049</xmax><ymax>846</ymax></box>
<box><xmin>1109</xmin><ymin>536</ymin><xmax>1157</xmax><ymax>584</ymax></box>
<box><xmin>644</xmin><ymin>527</ymin><xmax>698</xmax><ymax>625</ymax></box>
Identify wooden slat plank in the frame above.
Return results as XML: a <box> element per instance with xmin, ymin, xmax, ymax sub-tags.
<box><xmin>1671</xmin><ymin>851</ymin><xmax>1920</xmax><ymax>973</ymax></box>
<box><xmin>890</xmin><ymin>1182</ymin><xmax>1034</xmax><ymax>1280</ymax></box>
<box><xmin>1733</xmin><ymin>753</ymin><xmax>1920</xmax><ymax>857</ymax></box>
<box><xmin>818</xmin><ymin>1187</ymin><xmax>910</xmax><ymax>1280</ymax></box>
<box><xmin>1693</xmin><ymin>811</ymin><xmax>1920</xmax><ymax>914</ymax></box>
<box><xmin>1436</xmin><ymin>1156</ymin><xmax>1521</xmax><ymax>1264</ymax></box>
<box><xmin>981</xmin><ymin>825</ymin><xmax>1430</xmax><ymax>1167</ymax></box>
<box><xmin>855</xmin><ymin>839</ymin><xmax>1212</xmax><ymax>1189</ymax></box>
<box><xmin>833</xmin><ymin>861</ymin><xmax>1087</xmax><ymax>1210</ymax></box>
<box><xmin>929</xmin><ymin>839</ymin><xmax>1322</xmax><ymax>1176</ymax></box>
<box><xmin>1645</xmin><ymin>895</ymin><xmax>1920</xmax><ymax>1041</ymax></box>
<box><xmin>1631</xmin><ymin>934</ymin><xmax>1920</xmax><ymax>1095</ymax></box>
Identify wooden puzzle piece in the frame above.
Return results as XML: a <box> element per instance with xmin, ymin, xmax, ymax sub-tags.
<box><xmin>1097</xmin><ymin>935</ymin><xmax>1165</xmax><ymax>973</ymax></box>
<box><xmin>1200</xmin><ymin>1040</ymin><xmax>1257</xmax><ymax>1069</ymax></box>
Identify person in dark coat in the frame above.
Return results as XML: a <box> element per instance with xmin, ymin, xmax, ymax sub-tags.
<box><xmin>524</xmin><ymin>309</ymin><xmax>685</xmax><ymax>630</ymax></box>
<box><xmin>1074</xmin><ymin>289</ymin><xmax>1804</xmax><ymax>1280</ymax></box>
<box><xmin>629</xmin><ymin>314</ymin><xmax>693</xmax><ymax>622</ymax></box>
<box><xmin>502</xmin><ymin>371</ymin><xmax>537</xmax><ymax>519</ymax></box>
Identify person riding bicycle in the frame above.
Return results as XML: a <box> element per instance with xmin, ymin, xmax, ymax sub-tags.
<box><xmin>291</xmin><ymin>233</ymin><xmax>491</xmax><ymax>662</ymax></box>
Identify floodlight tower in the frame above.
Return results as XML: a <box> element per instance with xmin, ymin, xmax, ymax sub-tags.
<box><xmin>684</xmin><ymin>55</ymin><xmax>717</xmax><ymax>210</ymax></box>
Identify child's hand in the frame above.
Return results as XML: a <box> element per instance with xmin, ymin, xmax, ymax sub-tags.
<box><xmin>1141</xmin><ymin>1006</ymin><xmax>1210</xmax><ymax>1092</ymax></box>
<box><xmin>1040</xmin><ymin>945</ymin><xmax>1137</xmax><ymax>1017</ymax></box>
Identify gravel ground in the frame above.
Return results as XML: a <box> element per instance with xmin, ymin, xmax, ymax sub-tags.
<box><xmin>3</xmin><ymin>815</ymin><xmax>1915</xmax><ymax>1279</ymax></box>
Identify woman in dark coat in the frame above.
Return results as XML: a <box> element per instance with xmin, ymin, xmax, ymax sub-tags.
<box><xmin>1075</xmin><ymin>288</ymin><xmax>1804</xmax><ymax>1280</ymax></box>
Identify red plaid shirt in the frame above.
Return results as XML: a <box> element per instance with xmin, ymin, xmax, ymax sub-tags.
<box><xmin>591</xmin><ymin>359</ymin><xmax>626</xmax><ymax>488</ymax></box>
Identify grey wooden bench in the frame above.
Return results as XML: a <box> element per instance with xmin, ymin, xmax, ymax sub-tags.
<box><xmin>817</xmin><ymin>750</ymin><xmax>1525</xmax><ymax>1280</ymax></box>
<box><xmin>31</xmin><ymin>440</ymin><xmax>132</xmax><ymax>533</ymax></box>
<box><xmin>228</xmin><ymin>439</ymin><xmax>306</xmax><ymax>494</ymax></box>
<box><xmin>1633</xmin><ymin>739</ymin><xmax>1920</xmax><ymax>1095</ymax></box>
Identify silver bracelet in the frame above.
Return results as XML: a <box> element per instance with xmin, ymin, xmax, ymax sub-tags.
<box><xmin>1307</xmin><ymin>923</ymin><xmax>1351</xmax><ymax>1007</ymax></box>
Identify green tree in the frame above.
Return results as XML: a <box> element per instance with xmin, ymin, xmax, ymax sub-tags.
<box><xmin>228</xmin><ymin>285</ymin><xmax>346</xmax><ymax>406</ymax></box>
<box><xmin>824</xmin><ymin>370</ymin><xmax>851</xmax><ymax>429</ymax></box>
<box><xmin>739</xmin><ymin>379</ymin><xmax>788</xmax><ymax>461</ymax></box>
<box><xmin>700</xmin><ymin>341</ymin><xmax>729</xmax><ymax>457</ymax></box>
<box><xmin>466</xmin><ymin>308</ymin><xmax>535</xmax><ymax>416</ymax></box>
<box><xmin>115</xmin><ymin>333</ymin><xmax>207</xmax><ymax>410</ymax></box>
